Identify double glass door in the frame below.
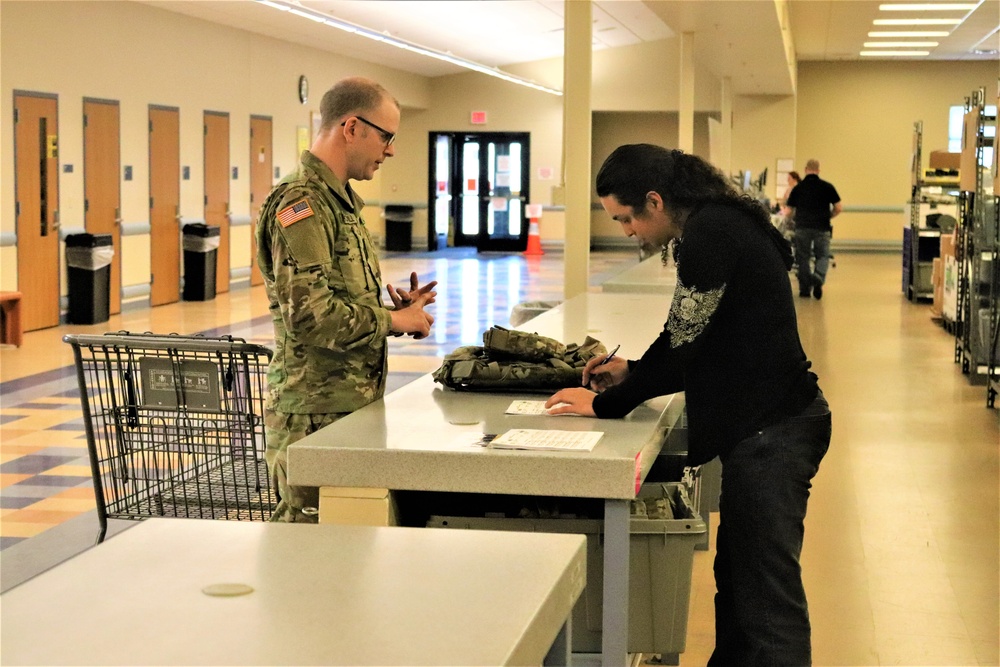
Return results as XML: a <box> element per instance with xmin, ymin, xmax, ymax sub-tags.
<box><xmin>429</xmin><ymin>132</ymin><xmax>530</xmax><ymax>252</ymax></box>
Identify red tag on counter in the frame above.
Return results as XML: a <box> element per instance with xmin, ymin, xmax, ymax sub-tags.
<box><xmin>634</xmin><ymin>452</ymin><xmax>642</xmax><ymax>494</ymax></box>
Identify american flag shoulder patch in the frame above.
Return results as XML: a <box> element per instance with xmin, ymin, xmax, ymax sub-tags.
<box><xmin>277</xmin><ymin>199</ymin><xmax>315</xmax><ymax>227</ymax></box>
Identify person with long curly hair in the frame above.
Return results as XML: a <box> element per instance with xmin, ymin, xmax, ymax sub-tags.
<box><xmin>547</xmin><ymin>144</ymin><xmax>831</xmax><ymax>666</ymax></box>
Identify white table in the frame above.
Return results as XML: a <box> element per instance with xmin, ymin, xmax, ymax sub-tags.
<box><xmin>288</xmin><ymin>292</ymin><xmax>680</xmax><ymax>665</ymax></box>
<box><xmin>601</xmin><ymin>256</ymin><xmax>677</xmax><ymax>295</ymax></box>
<box><xmin>0</xmin><ymin>518</ymin><xmax>585</xmax><ymax>666</ymax></box>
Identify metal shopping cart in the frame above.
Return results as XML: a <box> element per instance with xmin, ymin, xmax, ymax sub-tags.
<box><xmin>64</xmin><ymin>332</ymin><xmax>277</xmax><ymax>542</ymax></box>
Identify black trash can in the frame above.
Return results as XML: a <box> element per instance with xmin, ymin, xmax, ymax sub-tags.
<box><xmin>65</xmin><ymin>233</ymin><xmax>114</xmax><ymax>325</ymax></box>
<box><xmin>384</xmin><ymin>205</ymin><xmax>413</xmax><ymax>252</ymax></box>
<box><xmin>182</xmin><ymin>223</ymin><xmax>221</xmax><ymax>301</ymax></box>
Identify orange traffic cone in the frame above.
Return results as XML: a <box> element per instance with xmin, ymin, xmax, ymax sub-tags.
<box><xmin>524</xmin><ymin>216</ymin><xmax>544</xmax><ymax>256</ymax></box>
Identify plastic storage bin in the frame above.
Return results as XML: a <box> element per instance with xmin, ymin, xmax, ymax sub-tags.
<box><xmin>182</xmin><ymin>223</ymin><xmax>220</xmax><ymax>301</ymax></box>
<box><xmin>647</xmin><ymin>409</ymin><xmax>721</xmax><ymax>552</ymax></box>
<box><xmin>384</xmin><ymin>205</ymin><xmax>413</xmax><ymax>252</ymax></box>
<box><xmin>65</xmin><ymin>233</ymin><xmax>114</xmax><ymax>325</ymax></box>
<box><xmin>427</xmin><ymin>482</ymin><xmax>706</xmax><ymax>657</ymax></box>
<box><xmin>509</xmin><ymin>300</ymin><xmax>563</xmax><ymax>327</ymax></box>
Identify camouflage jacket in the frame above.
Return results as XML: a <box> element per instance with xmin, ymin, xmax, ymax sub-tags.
<box><xmin>256</xmin><ymin>150</ymin><xmax>392</xmax><ymax>414</ymax></box>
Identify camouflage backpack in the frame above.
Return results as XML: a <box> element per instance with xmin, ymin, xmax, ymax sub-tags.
<box><xmin>432</xmin><ymin>326</ymin><xmax>607</xmax><ymax>392</ymax></box>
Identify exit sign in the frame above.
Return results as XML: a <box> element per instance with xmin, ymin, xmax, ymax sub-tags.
<box><xmin>470</xmin><ymin>111</ymin><xmax>487</xmax><ymax>125</ymax></box>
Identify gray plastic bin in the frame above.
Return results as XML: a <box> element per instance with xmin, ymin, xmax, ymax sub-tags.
<box><xmin>647</xmin><ymin>410</ymin><xmax>720</xmax><ymax>552</ymax></box>
<box><xmin>509</xmin><ymin>300</ymin><xmax>562</xmax><ymax>327</ymax></box>
<box><xmin>427</xmin><ymin>482</ymin><xmax>705</xmax><ymax>657</ymax></box>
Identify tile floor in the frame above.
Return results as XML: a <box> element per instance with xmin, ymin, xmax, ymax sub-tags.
<box><xmin>1</xmin><ymin>247</ymin><xmax>997</xmax><ymax>666</ymax></box>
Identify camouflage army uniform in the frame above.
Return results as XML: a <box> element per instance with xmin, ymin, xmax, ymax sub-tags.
<box><xmin>256</xmin><ymin>150</ymin><xmax>392</xmax><ymax>522</ymax></box>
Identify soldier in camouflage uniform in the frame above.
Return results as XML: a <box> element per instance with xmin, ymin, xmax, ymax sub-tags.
<box><xmin>256</xmin><ymin>77</ymin><xmax>436</xmax><ymax>522</ymax></box>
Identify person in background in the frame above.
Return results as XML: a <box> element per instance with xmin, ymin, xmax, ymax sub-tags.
<box><xmin>778</xmin><ymin>170</ymin><xmax>802</xmax><ymax>243</ymax></box>
<box><xmin>785</xmin><ymin>159</ymin><xmax>842</xmax><ymax>299</ymax></box>
<box><xmin>545</xmin><ymin>144</ymin><xmax>831</xmax><ymax>666</ymax></box>
<box><xmin>256</xmin><ymin>76</ymin><xmax>436</xmax><ymax>522</ymax></box>
<box><xmin>780</xmin><ymin>170</ymin><xmax>802</xmax><ymax>220</ymax></box>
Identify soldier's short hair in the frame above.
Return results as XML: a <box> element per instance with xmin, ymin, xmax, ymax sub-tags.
<box><xmin>805</xmin><ymin>159</ymin><xmax>820</xmax><ymax>172</ymax></box>
<box><xmin>319</xmin><ymin>77</ymin><xmax>399</xmax><ymax>130</ymax></box>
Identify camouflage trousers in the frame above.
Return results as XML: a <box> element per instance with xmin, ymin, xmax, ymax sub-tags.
<box><xmin>264</xmin><ymin>410</ymin><xmax>347</xmax><ymax>523</ymax></box>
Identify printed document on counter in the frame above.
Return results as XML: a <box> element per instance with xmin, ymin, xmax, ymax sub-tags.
<box><xmin>505</xmin><ymin>400</ymin><xmax>568</xmax><ymax>415</ymax></box>
<box><xmin>490</xmin><ymin>429</ymin><xmax>603</xmax><ymax>452</ymax></box>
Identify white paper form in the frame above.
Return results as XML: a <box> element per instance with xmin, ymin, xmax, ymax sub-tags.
<box><xmin>489</xmin><ymin>429</ymin><xmax>604</xmax><ymax>452</ymax></box>
<box><xmin>506</xmin><ymin>400</ymin><xmax>549</xmax><ymax>415</ymax></box>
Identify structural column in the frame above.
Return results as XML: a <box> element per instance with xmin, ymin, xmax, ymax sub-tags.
<box><xmin>719</xmin><ymin>76</ymin><xmax>733</xmax><ymax>175</ymax></box>
<box><xmin>562</xmin><ymin>0</ymin><xmax>592</xmax><ymax>300</ymax></box>
<box><xmin>678</xmin><ymin>32</ymin><xmax>695</xmax><ymax>154</ymax></box>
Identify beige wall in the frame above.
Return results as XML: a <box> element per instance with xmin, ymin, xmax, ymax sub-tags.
<box><xmin>1</xmin><ymin>0</ymin><xmax>430</xmax><ymax>296</ymax></box>
<box><xmin>795</xmin><ymin>60</ymin><xmax>999</xmax><ymax>245</ymax></box>
<box><xmin>4</xmin><ymin>1</ymin><xmax>997</xmax><ymax>302</ymax></box>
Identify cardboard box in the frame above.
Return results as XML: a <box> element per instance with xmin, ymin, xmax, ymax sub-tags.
<box><xmin>929</xmin><ymin>150</ymin><xmax>962</xmax><ymax>170</ymax></box>
<box><xmin>940</xmin><ymin>233</ymin><xmax>955</xmax><ymax>258</ymax></box>
<box><xmin>931</xmin><ymin>258</ymin><xmax>944</xmax><ymax>317</ymax></box>
<box><xmin>319</xmin><ymin>486</ymin><xmax>398</xmax><ymax>526</ymax></box>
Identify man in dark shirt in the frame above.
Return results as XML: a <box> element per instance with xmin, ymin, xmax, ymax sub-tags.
<box><xmin>786</xmin><ymin>159</ymin><xmax>842</xmax><ymax>299</ymax></box>
<box><xmin>546</xmin><ymin>145</ymin><xmax>831</xmax><ymax>666</ymax></box>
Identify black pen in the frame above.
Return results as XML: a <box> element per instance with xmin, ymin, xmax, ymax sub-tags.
<box><xmin>602</xmin><ymin>344</ymin><xmax>621</xmax><ymax>366</ymax></box>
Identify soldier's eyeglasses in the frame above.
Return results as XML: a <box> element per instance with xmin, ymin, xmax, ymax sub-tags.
<box><xmin>342</xmin><ymin>115</ymin><xmax>396</xmax><ymax>147</ymax></box>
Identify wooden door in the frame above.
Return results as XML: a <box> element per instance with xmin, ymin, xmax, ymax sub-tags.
<box><xmin>83</xmin><ymin>99</ymin><xmax>121</xmax><ymax>314</ymax></box>
<box><xmin>249</xmin><ymin>116</ymin><xmax>272</xmax><ymax>287</ymax></box>
<box><xmin>149</xmin><ymin>106</ymin><xmax>180</xmax><ymax>306</ymax></box>
<box><xmin>204</xmin><ymin>111</ymin><xmax>230</xmax><ymax>294</ymax></box>
<box><xmin>14</xmin><ymin>92</ymin><xmax>60</xmax><ymax>331</ymax></box>
<box><xmin>250</xmin><ymin>116</ymin><xmax>273</xmax><ymax>285</ymax></box>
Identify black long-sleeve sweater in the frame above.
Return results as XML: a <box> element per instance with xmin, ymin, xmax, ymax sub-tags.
<box><xmin>593</xmin><ymin>202</ymin><xmax>819</xmax><ymax>466</ymax></box>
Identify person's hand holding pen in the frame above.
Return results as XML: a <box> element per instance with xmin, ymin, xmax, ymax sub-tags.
<box><xmin>544</xmin><ymin>344</ymin><xmax>629</xmax><ymax>417</ymax></box>
<box><xmin>582</xmin><ymin>344</ymin><xmax>628</xmax><ymax>392</ymax></box>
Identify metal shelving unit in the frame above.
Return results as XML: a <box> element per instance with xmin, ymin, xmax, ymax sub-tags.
<box><xmin>906</xmin><ymin>121</ymin><xmax>958</xmax><ymax>302</ymax></box>
<box><xmin>988</xmin><ymin>192</ymin><xmax>999</xmax><ymax>407</ymax></box>
<box><xmin>954</xmin><ymin>89</ymin><xmax>997</xmax><ymax>387</ymax></box>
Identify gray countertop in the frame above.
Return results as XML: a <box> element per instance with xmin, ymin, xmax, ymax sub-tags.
<box><xmin>601</xmin><ymin>255</ymin><xmax>678</xmax><ymax>295</ymax></box>
<box><xmin>288</xmin><ymin>292</ymin><xmax>681</xmax><ymax>500</ymax></box>
<box><xmin>1</xmin><ymin>519</ymin><xmax>586</xmax><ymax>666</ymax></box>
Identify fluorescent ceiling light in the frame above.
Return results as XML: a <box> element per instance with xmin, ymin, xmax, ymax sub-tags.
<box><xmin>860</xmin><ymin>50</ymin><xmax>931</xmax><ymax>55</ymax></box>
<box><xmin>873</xmin><ymin>18</ymin><xmax>963</xmax><ymax>24</ymax></box>
<box><xmin>863</xmin><ymin>41</ymin><xmax>939</xmax><ymax>46</ymax></box>
<box><xmin>868</xmin><ymin>30</ymin><xmax>951</xmax><ymax>36</ymax></box>
<box><xmin>878</xmin><ymin>3</ymin><xmax>978</xmax><ymax>10</ymax></box>
<box><xmin>254</xmin><ymin>0</ymin><xmax>562</xmax><ymax>96</ymax></box>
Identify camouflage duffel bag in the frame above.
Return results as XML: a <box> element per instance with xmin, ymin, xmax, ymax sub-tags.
<box><xmin>432</xmin><ymin>326</ymin><xmax>607</xmax><ymax>392</ymax></box>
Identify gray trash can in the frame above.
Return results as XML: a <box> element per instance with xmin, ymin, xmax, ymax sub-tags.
<box><xmin>427</xmin><ymin>482</ymin><xmax>705</xmax><ymax>658</ymax></box>
<box><xmin>182</xmin><ymin>224</ymin><xmax>221</xmax><ymax>301</ymax></box>
<box><xmin>65</xmin><ymin>233</ymin><xmax>114</xmax><ymax>324</ymax></box>
<box><xmin>384</xmin><ymin>205</ymin><xmax>413</xmax><ymax>252</ymax></box>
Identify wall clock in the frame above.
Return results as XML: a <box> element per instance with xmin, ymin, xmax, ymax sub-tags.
<box><xmin>298</xmin><ymin>75</ymin><xmax>309</xmax><ymax>104</ymax></box>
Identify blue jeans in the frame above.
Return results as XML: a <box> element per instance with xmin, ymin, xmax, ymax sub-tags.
<box><xmin>708</xmin><ymin>392</ymin><xmax>831</xmax><ymax>667</ymax></box>
<box><xmin>794</xmin><ymin>229</ymin><xmax>831</xmax><ymax>292</ymax></box>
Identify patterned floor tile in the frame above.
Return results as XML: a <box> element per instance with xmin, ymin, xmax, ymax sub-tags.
<box><xmin>0</xmin><ymin>473</ymin><xmax>33</xmax><ymax>489</ymax></box>
<box><xmin>0</xmin><ymin>537</ymin><xmax>26</xmax><ymax>549</ymax></box>
<box><xmin>3</xmin><ymin>508</ymin><xmax>86</xmax><ymax>525</ymax></box>
<box><xmin>40</xmin><ymin>464</ymin><xmax>93</xmax><ymax>477</ymax></box>
<box><xmin>0</xmin><ymin>521</ymin><xmax>67</xmax><ymax>538</ymax></box>
<box><xmin>0</xmin><ymin>455</ymin><xmax>81</xmax><ymax>475</ymax></box>
<box><xmin>8</xmin><ymin>475</ymin><xmax>92</xmax><ymax>488</ymax></box>
<box><xmin>27</xmin><ymin>496</ymin><xmax>96</xmax><ymax>512</ymax></box>
<box><xmin>0</xmin><ymin>496</ymin><xmax>41</xmax><ymax>510</ymax></box>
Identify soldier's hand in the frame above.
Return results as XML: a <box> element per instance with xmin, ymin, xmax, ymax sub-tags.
<box><xmin>545</xmin><ymin>388</ymin><xmax>596</xmax><ymax>417</ymax></box>
<box><xmin>387</xmin><ymin>272</ymin><xmax>437</xmax><ymax>309</ymax></box>
<box><xmin>389</xmin><ymin>303</ymin><xmax>434</xmax><ymax>339</ymax></box>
